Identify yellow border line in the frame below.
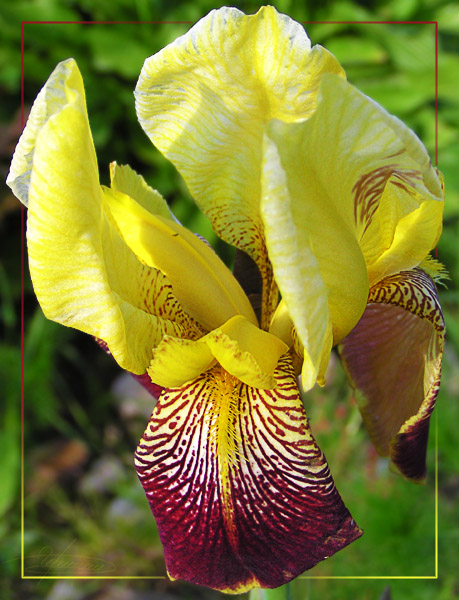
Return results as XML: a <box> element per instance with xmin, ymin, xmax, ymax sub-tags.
<box><xmin>435</xmin><ymin>410</ymin><xmax>439</xmax><ymax>578</ymax></box>
<box><xmin>22</xmin><ymin>577</ymin><xmax>166</xmax><ymax>580</ymax></box>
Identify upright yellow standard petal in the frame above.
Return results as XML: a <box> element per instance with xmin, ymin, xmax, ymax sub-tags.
<box><xmin>135</xmin><ymin>6</ymin><xmax>344</xmax><ymax>326</ymax></box>
<box><xmin>261</xmin><ymin>123</ymin><xmax>367</xmax><ymax>389</ymax></box>
<box><xmin>15</xmin><ymin>60</ymin><xmax>200</xmax><ymax>374</ymax></box>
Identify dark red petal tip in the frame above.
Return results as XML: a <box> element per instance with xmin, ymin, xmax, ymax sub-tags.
<box><xmin>340</xmin><ymin>268</ymin><xmax>444</xmax><ymax>482</ymax></box>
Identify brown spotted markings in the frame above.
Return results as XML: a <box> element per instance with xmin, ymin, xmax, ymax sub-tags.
<box><xmin>368</xmin><ymin>268</ymin><xmax>444</xmax><ymax>332</ymax></box>
<box><xmin>136</xmin><ymin>265</ymin><xmax>204</xmax><ymax>340</ymax></box>
<box><xmin>353</xmin><ymin>165</ymin><xmax>422</xmax><ymax>233</ymax></box>
<box><xmin>207</xmin><ymin>203</ymin><xmax>278</xmax><ymax>331</ymax></box>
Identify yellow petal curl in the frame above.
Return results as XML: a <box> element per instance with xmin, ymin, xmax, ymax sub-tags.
<box><xmin>291</xmin><ymin>74</ymin><xmax>443</xmax><ymax>286</ymax></box>
<box><xmin>7</xmin><ymin>59</ymin><xmax>81</xmax><ymax>206</ymax></box>
<box><xmin>110</xmin><ymin>162</ymin><xmax>174</xmax><ymax>221</ymax></box>
<box><xmin>148</xmin><ymin>315</ymin><xmax>288</xmax><ymax>389</ymax></box>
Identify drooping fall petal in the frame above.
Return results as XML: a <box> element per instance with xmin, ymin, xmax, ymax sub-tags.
<box><xmin>135</xmin><ymin>5</ymin><xmax>345</xmax><ymax>326</ymax></box>
<box><xmin>7</xmin><ymin>59</ymin><xmax>200</xmax><ymax>374</ymax></box>
<box><xmin>339</xmin><ymin>268</ymin><xmax>444</xmax><ymax>482</ymax></box>
<box><xmin>135</xmin><ymin>354</ymin><xmax>361</xmax><ymax>593</ymax></box>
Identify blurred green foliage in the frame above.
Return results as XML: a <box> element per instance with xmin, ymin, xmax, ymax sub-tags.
<box><xmin>0</xmin><ymin>0</ymin><xmax>458</xmax><ymax>599</ymax></box>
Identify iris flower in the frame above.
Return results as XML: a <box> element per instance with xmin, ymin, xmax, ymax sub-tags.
<box><xmin>8</xmin><ymin>5</ymin><xmax>445</xmax><ymax>594</ymax></box>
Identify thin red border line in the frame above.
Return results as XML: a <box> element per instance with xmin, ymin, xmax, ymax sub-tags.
<box><xmin>23</xmin><ymin>19</ymin><xmax>438</xmax><ymax>24</ymax></box>
<box><xmin>20</xmin><ymin>18</ymin><xmax>440</xmax><ymax>581</ymax></box>
<box><xmin>22</xmin><ymin>20</ymin><xmax>193</xmax><ymax>24</ymax></box>
<box><xmin>434</xmin><ymin>21</ymin><xmax>439</xmax><ymax>257</ymax></box>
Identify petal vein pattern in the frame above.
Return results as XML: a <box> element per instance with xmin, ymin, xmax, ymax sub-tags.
<box><xmin>135</xmin><ymin>5</ymin><xmax>345</xmax><ymax>326</ymax></box>
<box><xmin>339</xmin><ymin>268</ymin><xmax>444</xmax><ymax>481</ymax></box>
<box><xmin>135</xmin><ymin>354</ymin><xmax>361</xmax><ymax>593</ymax></box>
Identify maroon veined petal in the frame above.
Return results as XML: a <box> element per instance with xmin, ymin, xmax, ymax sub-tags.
<box><xmin>135</xmin><ymin>354</ymin><xmax>361</xmax><ymax>593</ymax></box>
<box><xmin>339</xmin><ymin>267</ymin><xmax>444</xmax><ymax>482</ymax></box>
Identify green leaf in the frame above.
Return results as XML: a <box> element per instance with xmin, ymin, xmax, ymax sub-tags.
<box><xmin>356</xmin><ymin>71</ymin><xmax>432</xmax><ymax>115</ymax></box>
<box><xmin>1</xmin><ymin>0</ymin><xmax>78</xmax><ymax>22</ymax></box>
<box><xmin>438</xmin><ymin>4</ymin><xmax>459</xmax><ymax>34</ymax></box>
<box><xmin>438</xmin><ymin>144</ymin><xmax>459</xmax><ymax>217</ymax></box>
<box><xmin>249</xmin><ymin>584</ymin><xmax>291</xmax><ymax>600</ymax></box>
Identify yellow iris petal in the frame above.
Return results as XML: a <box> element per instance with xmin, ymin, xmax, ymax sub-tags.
<box><xmin>209</xmin><ymin>315</ymin><xmax>288</xmax><ymax>387</ymax></box>
<box><xmin>263</xmin><ymin>116</ymin><xmax>370</xmax><ymax>341</ymax></box>
<box><xmin>9</xmin><ymin>59</ymin><xmax>199</xmax><ymax>375</ymax></box>
<box><xmin>109</xmin><ymin>161</ymin><xmax>174</xmax><ymax>221</ymax></box>
<box><xmin>288</xmin><ymin>73</ymin><xmax>443</xmax><ymax>286</ymax></box>
<box><xmin>268</xmin><ymin>299</ymin><xmax>293</xmax><ymax>347</ymax></box>
<box><xmin>148</xmin><ymin>315</ymin><xmax>288</xmax><ymax>389</ymax></box>
<box><xmin>102</xmin><ymin>186</ymin><xmax>257</xmax><ymax>332</ymax></box>
<box><xmin>135</xmin><ymin>6</ymin><xmax>344</xmax><ymax>325</ymax></box>
<box><xmin>147</xmin><ymin>337</ymin><xmax>215</xmax><ymax>389</ymax></box>
<box><xmin>366</xmin><ymin>198</ymin><xmax>444</xmax><ymax>284</ymax></box>
<box><xmin>261</xmin><ymin>121</ymin><xmax>366</xmax><ymax>390</ymax></box>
